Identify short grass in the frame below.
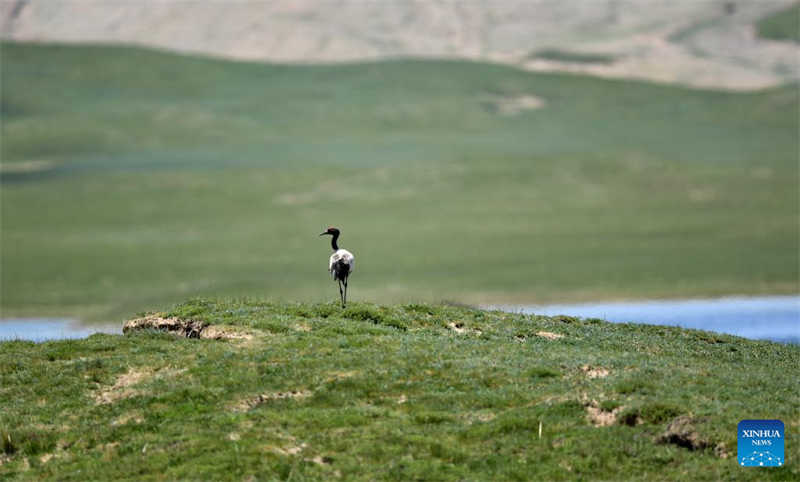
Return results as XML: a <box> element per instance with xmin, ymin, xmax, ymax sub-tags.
<box><xmin>756</xmin><ymin>3</ymin><xmax>800</xmax><ymax>43</ymax></box>
<box><xmin>1</xmin><ymin>299</ymin><xmax>798</xmax><ymax>480</ymax></box>
<box><xmin>528</xmin><ymin>49</ymin><xmax>616</xmax><ymax>64</ymax></box>
<box><xmin>1</xmin><ymin>42</ymin><xmax>798</xmax><ymax>321</ymax></box>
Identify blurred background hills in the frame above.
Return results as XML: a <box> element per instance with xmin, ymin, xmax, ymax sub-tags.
<box><xmin>1</xmin><ymin>1</ymin><xmax>798</xmax><ymax>321</ymax></box>
<box><xmin>2</xmin><ymin>0</ymin><xmax>798</xmax><ymax>89</ymax></box>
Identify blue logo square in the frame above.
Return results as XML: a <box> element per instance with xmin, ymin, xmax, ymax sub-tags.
<box><xmin>738</xmin><ymin>420</ymin><xmax>784</xmax><ymax>467</ymax></box>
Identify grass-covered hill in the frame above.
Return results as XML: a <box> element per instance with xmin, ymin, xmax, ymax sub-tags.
<box><xmin>1</xmin><ymin>299</ymin><xmax>798</xmax><ymax>480</ymax></box>
<box><xmin>757</xmin><ymin>2</ymin><xmax>800</xmax><ymax>43</ymax></box>
<box><xmin>3</xmin><ymin>1</ymin><xmax>797</xmax><ymax>90</ymax></box>
<box><xmin>1</xmin><ymin>42</ymin><xmax>798</xmax><ymax>321</ymax></box>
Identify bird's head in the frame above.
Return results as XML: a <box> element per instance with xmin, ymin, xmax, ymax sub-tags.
<box><xmin>319</xmin><ymin>226</ymin><xmax>340</xmax><ymax>237</ymax></box>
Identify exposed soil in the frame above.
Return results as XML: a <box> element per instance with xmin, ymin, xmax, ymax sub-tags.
<box><xmin>234</xmin><ymin>390</ymin><xmax>312</xmax><ymax>412</ymax></box>
<box><xmin>585</xmin><ymin>399</ymin><xmax>625</xmax><ymax>427</ymax></box>
<box><xmin>94</xmin><ymin>368</ymin><xmax>150</xmax><ymax>405</ymax></box>
<box><xmin>123</xmin><ymin>314</ymin><xmax>255</xmax><ymax>341</ymax></box>
<box><xmin>581</xmin><ymin>365</ymin><xmax>610</xmax><ymax>378</ymax></box>
<box><xmin>535</xmin><ymin>331</ymin><xmax>564</xmax><ymax>340</ymax></box>
<box><xmin>95</xmin><ymin>367</ymin><xmax>185</xmax><ymax>404</ymax></box>
<box><xmin>325</xmin><ymin>370</ymin><xmax>358</xmax><ymax>382</ymax></box>
<box><xmin>657</xmin><ymin>415</ymin><xmax>709</xmax><ymax>450</ymax></box>
<box><xmin>123</xmin><ymin>315</ymin><xmax>206</xmax><ymax>338</ymax></box>
<box><xmin>111</xmin><ymin>411</ymin><xmax>145</xmax><ymax>426</ymax></box>
<box><xmin>199</xmin><ymin>325</ymin><xmax>255</xmax><ymax>341</ymax></box>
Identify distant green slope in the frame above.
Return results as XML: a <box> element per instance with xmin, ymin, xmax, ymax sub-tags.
<box><xmin>1</xmin><ymin>300</ymin><xmax>798</xmax><ymax>480</ymax></box>
<box><xmin>528</xmin><ymin>49</ymin><xmax>616</xmax><ymax>64</ymax></box>
<box><xmin>756</xmin><ymin>3</ymin><xmax>800</xmax><ymax>43</ymax></box>
<box><xmin>1</xmin><ymin>42</ymin><xmax>798</xmax><ymax>320</ymax></box>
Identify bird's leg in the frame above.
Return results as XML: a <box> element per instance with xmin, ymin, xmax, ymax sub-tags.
<box><xmin>338</xmin><ymin>280</ymin><xmax>344</xmax><ymax>308</ymax></box>
<box><xmin>343</xmin><ymin>278</ymin><xmax>348</xmax><ymax>308</ymax></box>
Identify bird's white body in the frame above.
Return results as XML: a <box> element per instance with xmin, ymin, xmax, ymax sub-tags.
<box><xmin>329</xmin><ymin>249</ymin><xmax>355</xmax><ymax>280</ymax></box>
<box><xmin>320</xmin><ymin>227</ymin><xmax>353</xmax><ymax>307</ymax></box>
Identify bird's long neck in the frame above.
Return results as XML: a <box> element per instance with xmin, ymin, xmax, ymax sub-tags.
<box><xmin>330</xmin><ymin>233</ymin><xmax>339</xmax><ymax>251</ymax></box>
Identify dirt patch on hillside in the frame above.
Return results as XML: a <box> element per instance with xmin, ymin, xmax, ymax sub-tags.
<box><xmin>95</xmin><ymin>367</ymin><xmax>185</xmax><ymax>404</ymax></box>
<box><xmin>657</xmin><ymin>415</ymin><xmax>709</xmax><ymax>450</ymax></box>
<box><xmin>585</xmin><ymin>399</ymin><xmax>624</xmax><ymax>427</ymax></box>
<box><xmin>461</xmin><ymin>410</ymin><xmax>497</xmax><ymax>424</ymax></box>
<box><xmin>123</xmin><ymin>314</ymin><xmax>256</xmax><ymax>341</ymax></box>
<box><xmin>111</xmin><ymin>411</ymin><xmax>145</xmax><ymax>426</ymax></box>
<box><xmin>581</xmin><ymin>365</ymin><xmax>610</xmax><ymax>378</ymax></box>
<box><xmin>658</xmin><ymin>415</ymin><xmax>730</xmax><ymax>458</ymax></box>
<box><xmin>447</xmin><ymin>322</ymin><xmax>482</xmax><ymax>335</ymax></box>
<box><xmin>199</xmin><ymin>325</ymin><xmax>255</xmax><ymax>341</ymax></box>
<box><xmin>95</xmin><ymin>369</ymin><xmax>150</xmax><ymax>404</ymax></box>
<box><xmin>325</xmin><ymin>370</ymin><xmax>358</xmax><ymax>382</ymax></box>
<box><xmin>39</xmin><ymin>453</ymin><xmax>56</xmax><ymax>464</ymax></box>
<box><xmin>123</xmin><ymin>315</ymin><xmax>206</xmax><ymax>338</ymax></box>
<box><xmin>233</xmin><ymin>390</ymin><xmax>312</xmax><ymax>412</ymax></box>
<box><xmin>268</xmin><ymin>442</ymin><xmax>307</xmax><ymax>456</ymax></box>
<box><xmin>536</xmin><ymin>331</ymin><xmax>564</xmax><ymax>340</ymax></box>
<box><xmin>293</xmin><ymin>322</ymin><xmax>312</xmax><ymax>332</ymax></box>
<box><xmin>307</xmin><ymin>455</ymin><xmax>335</xmax><ymax>466</ymax></box>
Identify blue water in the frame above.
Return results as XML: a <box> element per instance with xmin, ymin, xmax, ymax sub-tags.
<box><xmin>493</xmin><ymin>295</ymin><xmax>800</xmax><ymax>343</ymax></box>
<box><xmin>0</xmin><ymin>319</ymin><xmax>121</xmax><ymax>343</ymax></box>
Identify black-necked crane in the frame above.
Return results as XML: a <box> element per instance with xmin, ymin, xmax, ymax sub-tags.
<box><xmin>319</xmin><ymin>227</ymin><xmax>354</xmax><ymax>307</ymax></box>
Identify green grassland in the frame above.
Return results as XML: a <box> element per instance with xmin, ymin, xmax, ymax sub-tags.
<box><xmin>528</xmin><ymin>49</ymin><xmax>616</xmax><ymax>64</ymax></box>
<box><xmin>757</xmin><ymin>3</ymin><xmax>800</xmax><ymax>43</ymax></box>
<box><xmin>1</xmin><ymin>42</ymin><xmax>798</xmax><ymax>321</ymax></box>
<box><xmin>1</xmin><ymin>299</ymin><xmax>798</xmax><ymax>480</ymax></box>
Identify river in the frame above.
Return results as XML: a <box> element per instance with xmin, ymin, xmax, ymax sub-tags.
<box><xmin>0</xmin><ymin>318</ymin><xmax>121</xmax><ymax>343</ymax></box>
<box><xmin>492</xmin><ymin>295</ymin><xmax>799</xmax><ymax>344</ymax></box>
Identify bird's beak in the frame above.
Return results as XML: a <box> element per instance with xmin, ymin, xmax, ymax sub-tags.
<box><xmin>319</xmin><ymin>232</ymin><xmax>327</xmax><ymax>236</ymax></box>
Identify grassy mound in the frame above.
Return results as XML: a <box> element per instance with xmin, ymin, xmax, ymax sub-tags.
<box><xmin>1</xmin><ymin>299</ymin><xmax>797</xmax><ymax>480</ymax></box>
